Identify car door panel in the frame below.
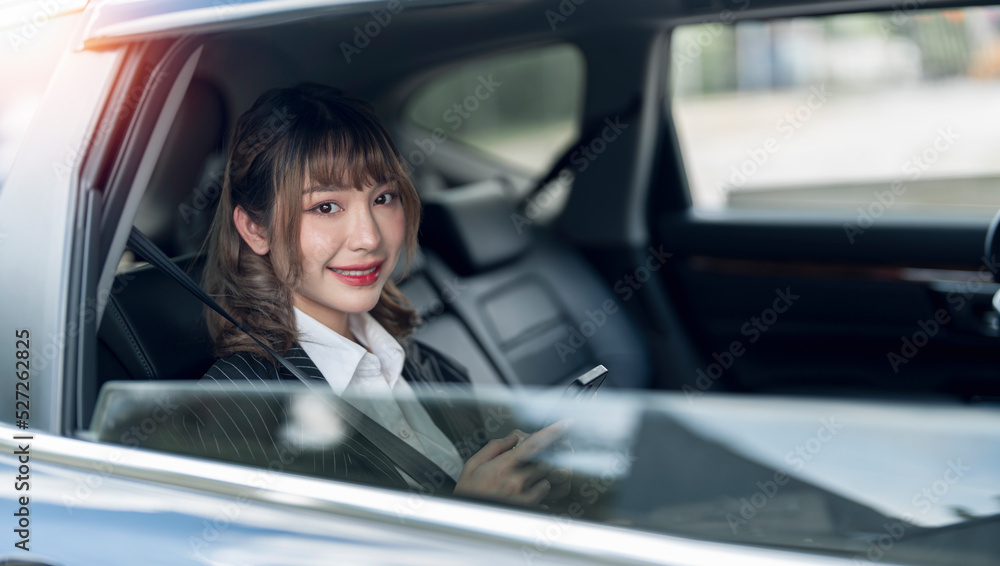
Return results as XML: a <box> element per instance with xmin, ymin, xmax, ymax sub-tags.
<box><xmin>653</xmin><ymin>214</ymin><xmax>1000</xmax><ymax>398</ymax></box>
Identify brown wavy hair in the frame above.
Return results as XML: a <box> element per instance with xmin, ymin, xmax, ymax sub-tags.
<box><xmin>203</xmin><ymin>83</ymin><xmax>421</xmax><ymax>358</ymax></box>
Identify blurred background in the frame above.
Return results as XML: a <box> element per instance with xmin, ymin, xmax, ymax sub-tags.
<box><xmin>672</xmin><ymin>6</ymin><xmax>1000</xmax><ymax>217</ymax></box>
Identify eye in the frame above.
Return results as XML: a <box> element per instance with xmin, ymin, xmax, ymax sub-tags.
<box><xmin>375</xmin><ymin>191</ymin><xmax>398</xmax><ymax>206</ymax></box>
<box><xmin>313</xmin><ymin>202</ymin><xmax>341</xmax><ymax>214</ymax></box>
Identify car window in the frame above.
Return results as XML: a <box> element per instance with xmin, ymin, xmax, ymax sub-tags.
<box><xmin>406</xmin><ymin>43</ymin><xmax>585</xmax><ymax>176</ymax></box>
<box><xmin>669</xmin><ymin>6</ymin><xmax>1000</xmax><ymax>219</ymax></box>
<box><xmin>89</xmin><ymin>381</ymin><xmax>1000</xmax><ymax>566</ymax></box>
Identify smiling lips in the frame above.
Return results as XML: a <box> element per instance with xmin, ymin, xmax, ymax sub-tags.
<box><xmin>327</xmin><ymin>261</ymin><xmax>382</xmax><ymax>286</ymax></box>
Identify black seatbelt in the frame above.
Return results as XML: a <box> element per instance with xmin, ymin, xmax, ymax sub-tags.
<box><xmin>127</xmin><ymin>227</ymin><xmax>457</xmax><ymax>493</ymax></box>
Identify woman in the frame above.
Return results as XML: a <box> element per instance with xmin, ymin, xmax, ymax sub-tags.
<box><xmin>200</xmin><ymin>83</ymin><xmax>568</xmax><ymax>506</ymax></box>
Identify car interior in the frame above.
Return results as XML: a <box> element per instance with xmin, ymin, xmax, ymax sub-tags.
<box><xmin>85</xmin><ymin>0</ymin><xmax>1000</xmax><ymax>436</ymax></box>
<box><xmin>4</xmin><ymin>1</ymin><xmax>987</xmax><ymax>563</ymax></box>
<box><xmin>88</xmin><ymin>13</ymin><xmax>673</xmax><ymax>429</ymax></box>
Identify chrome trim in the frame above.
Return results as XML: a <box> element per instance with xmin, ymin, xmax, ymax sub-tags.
<box><xmin>0</xmin><ymin>424</ymin><xmax>903</xmax><ymax>566</ymax></box>
<box><xmin>81</xmin><ymin>0</ymin><xmax>485</xmax><ymax>49</ymax></box>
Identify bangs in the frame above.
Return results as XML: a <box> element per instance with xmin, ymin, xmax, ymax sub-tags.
<box><xmin>299</xmin><ymin>109</ymin><xmax>404</xmax><ymax>191</ymax></box>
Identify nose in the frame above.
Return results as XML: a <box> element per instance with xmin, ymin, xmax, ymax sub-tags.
<box><xmin>346</xmin><ymin>199</ymin><xmax>380</xmax><ymax>251</ymax></box>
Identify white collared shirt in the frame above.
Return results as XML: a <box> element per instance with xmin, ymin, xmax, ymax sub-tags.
<box><xmin>294</xmin><ymin>306</ymin><xmax>465</xmax><ymax>484</ymax></box>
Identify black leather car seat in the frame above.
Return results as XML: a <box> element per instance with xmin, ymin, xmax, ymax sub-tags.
<box><xmin>419</xmin><ymin>178</ymin><xmax>651</xmax><ymax>389</ymax></box>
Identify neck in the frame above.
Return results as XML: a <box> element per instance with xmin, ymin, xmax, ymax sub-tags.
<box><xmin>292</xmin><ymin>297</ymin><xmax>356</xmax><ymax>344</ymax></box>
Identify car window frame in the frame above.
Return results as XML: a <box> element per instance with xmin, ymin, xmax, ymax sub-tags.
<box><xmin>70</xmin><ymin>36</ymin><xmax>207</xmax><ymax>434</ymax></box>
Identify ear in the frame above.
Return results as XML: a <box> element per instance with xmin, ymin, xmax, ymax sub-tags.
<box><xmin>233</xmin><ymin>206</ymin><xmax>270</xmax><ymax>255</ymax></box>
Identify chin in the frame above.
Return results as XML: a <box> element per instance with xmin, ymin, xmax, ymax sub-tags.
<box><xmin>338</xmin><ymin>294</ymin><xmax>383</xmax><ymax>314</ymax></box>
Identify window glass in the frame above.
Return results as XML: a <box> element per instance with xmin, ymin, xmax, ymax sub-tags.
<box><xmin>670</xmin><ymin>7</ymin><xmax>1000</xmax><ymax>219</ymax></box>
<box><xmin>90</xmin><ymin>381</ymin><xmax>1000</xmax><ymax>565</ymax></box>
<box><xmin>407</xmin><ymin>44</ymin><xmax>585</xmax><ymax>176</ymax></box>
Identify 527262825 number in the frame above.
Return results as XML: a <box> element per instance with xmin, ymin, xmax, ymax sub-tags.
<box><xmin>15</xmin><ymin>329</ymin><xmax>30</xmax><ymax>430</ymax></box>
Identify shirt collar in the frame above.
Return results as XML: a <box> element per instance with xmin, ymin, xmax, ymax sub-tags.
<box><xmin>348</xmin><ymin>310</ymin><xmax>405</xmax><ymax>385</ymax></box>
<box><xmin>293</xmin><ymin>307</ymin><xmax>405</xmax><ymax>393</ymax></box>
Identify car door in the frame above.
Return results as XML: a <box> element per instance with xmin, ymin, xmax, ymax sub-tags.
<box><xmin>651</xmin><ymin>1</ymin><xmax>1000</xmax><ymax>401</ymax></box>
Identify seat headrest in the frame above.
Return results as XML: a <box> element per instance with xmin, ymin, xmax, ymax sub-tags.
<box><xmin>420</xmin><ymin>179</ymin><xmax>532</xmax><ymax>276</ymax></box>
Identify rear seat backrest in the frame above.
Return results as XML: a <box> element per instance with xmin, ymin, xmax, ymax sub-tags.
<box><xmin>419</xmin><ymin>179</ymin><xmax>651</xmax><ymax>389</ymax></box>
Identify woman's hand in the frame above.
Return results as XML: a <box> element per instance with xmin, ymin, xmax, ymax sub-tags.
<box><xmin>454</xmin><ymin>421</ymin><xmax>572</xmax><ymax>507</ymax></box>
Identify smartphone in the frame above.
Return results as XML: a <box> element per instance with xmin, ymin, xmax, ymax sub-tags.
<box><xmin>540</xmin><ymin>364</ymin><xmax>608</xmax><ymax>428</ymax></box>
<box><xmin>562</xmin><ymin>364</ymin><xmax>608</xmax><ymax>402</ymax></box>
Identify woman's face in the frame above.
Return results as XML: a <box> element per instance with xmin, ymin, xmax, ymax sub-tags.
<box><xmin>291</xmin><ymin>175</ymin><xmax>405</xmax><ymax>334</ymax></box>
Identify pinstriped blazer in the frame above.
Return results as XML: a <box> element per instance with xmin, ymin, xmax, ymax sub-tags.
<box><xmin>199</xmin><ymin>339</ymin><xmax>488</xmax><ymax>492</ymax></box>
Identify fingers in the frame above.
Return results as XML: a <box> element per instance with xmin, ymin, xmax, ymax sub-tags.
<box><xmin>546</xmin><ymin>467</ymin><xmax>572</xmax><ymax>499</ymax></box>
<box><xmin>521</xmin><ymin>478</ymin><xmax>551</xmax><ymax>505</ymax></box>
<box><xmin>465</xmin><ymin>433</ymin><xmax>519</xmax><ymax>468</ymax></box>
<box><xmin>508</xmin><ymin>420</ymin><xmax>572</xmax><ymax>463</ymax></box>
<box><xmin>522</xmin><ymin>461</ymin><xmax>553</xmax><ymax>487</ymax></box>
<box><xmin>548</xmin><ymin>466</ymin><xmax>571</xmax><ymax>484</ymax></box>
<box><xmin>456</xmin><ymin>424</ymin><xmax>574</xmax><ymax>508</ymax></box>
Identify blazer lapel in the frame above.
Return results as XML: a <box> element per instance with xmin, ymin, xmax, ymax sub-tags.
<box><xmin>276</xmin><ymin>344</ymin><xmax>412</xmax><ymax>489</ymax></box>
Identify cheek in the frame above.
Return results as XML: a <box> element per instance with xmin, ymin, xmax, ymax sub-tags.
<box><xmin>298</xmin><ymin>218</ymin><xmax>342</xmax><ymax>269</ymax></box>
<box><xmin>382</xmin><ymin>207</ymin><xmax>407</xmax><ymax>247</ymax></box>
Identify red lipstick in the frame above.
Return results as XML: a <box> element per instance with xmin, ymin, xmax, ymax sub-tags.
<box><xmin>327</xmin><ymin>261</ymin><xmax>382</xmax><ymax>286</ymax></box>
